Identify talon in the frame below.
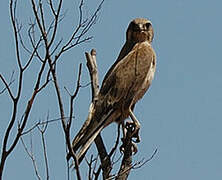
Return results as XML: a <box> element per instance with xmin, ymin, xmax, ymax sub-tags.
<box><xmin>128</xmin><ymin>109</ymin><xmax>141</xmax><ymax>143</ymax></box>
<box><xmin>120</xmin><ymin>122</ymin><xmax>140</xmax><ymax>154</ymax></box>
<box><xmin>132</xmin><ymin>128</ymin><xmax>141</xmax><ymax>143</ymax></box>
<box><xmin>125</xmin><ymin>121</ymin><xmax>141</xmax><ymax>143</ymax></box>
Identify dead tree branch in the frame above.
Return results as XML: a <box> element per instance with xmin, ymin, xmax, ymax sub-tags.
<box><xmin>64</xmin><ymin>64</ymin><xmax>83</xmax><ymax>180</ymax></box>
<box><xmin>37</xmin><ymin>121</ymin><xmax>50</xmax><ymax>180</ymax></box>
<box><xmin>0</xmin><ymin>71</ymin><xmax>15</xmax><ymax>95</ymax></box>
<box><xmin>115</xmin><ymin>122</ymin><xmax>136</xmax><ymax>180</ymax></box>
<box><xmin>21</xmin><ymin>136</ymin><xmax>42</xmax><ymax>180</ymax></box>
<box><xmin>85</xmin><ymin>49</ymin><xmax>112</xmax><ymax>179</ymax></box>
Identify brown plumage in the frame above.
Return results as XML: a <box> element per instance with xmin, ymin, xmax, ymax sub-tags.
<box><xmin>68</xmin><ymin>18</ymin><xmax>156</xmax><ymax>162</ymax></box>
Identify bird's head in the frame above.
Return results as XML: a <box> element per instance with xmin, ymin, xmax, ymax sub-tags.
<box><xmin>126</xmin><ymin>18</ymin><xmax>154</xmax><ymax>44</ymax></box>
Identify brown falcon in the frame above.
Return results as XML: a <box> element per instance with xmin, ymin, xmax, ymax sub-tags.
<box><xmin>67</xmin><ymin>18</ymin><xmax>156</xmax><ymax>162</ymax></box>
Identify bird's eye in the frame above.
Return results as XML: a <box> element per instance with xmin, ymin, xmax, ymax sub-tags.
<box><xmin>130</xmin><ymin>22</ymin><xmax>136</xmax><ymax>28</ymax></box>
<box><xmin>145</xmin><ymin>22</ymin><xmax>151</xmax><ymax>29</ymax></box>
<box><xmin>130</xmin><ymin>22</ymin><xmax>140</xmax><ymax>32</ymax></box>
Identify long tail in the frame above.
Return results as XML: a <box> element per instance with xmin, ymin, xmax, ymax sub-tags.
<box><xmin>67</xmin><ymin>103</ymin><xmax>114</xmax><ymax>163</ymax></box>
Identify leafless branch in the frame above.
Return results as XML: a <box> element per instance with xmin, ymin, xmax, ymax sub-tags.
<box><xmin>114</xmin><ymin>123</ymin><xmax>135</xmax><ymax>180</ymax></box>
<box><xmin>85</xmin><ymin>155</ymin><xmax>96</xmax><ymax>180</ymax></box>
<box><xmin>64</xmin><ymin>64</ymin><xmax>83</xmax><ymax>180</ymax></box>
<box><xmin>0</xmin><ymin>71</ymin><xmax>15</xmax><ymax>95</ymax></box>
<box><xmin>27</xmin><ymin>24</ymin><xmax>44</xmax><ymax>62</ymax></box>
<box><xmin>85</xmin><ymin>49</ymin><xmax>99</xmax><ymax>102</ymax></box>
<box><xmin>23</xmin><ymin>38</ymin><xmax>42</xmax><ymax>70</ymax></box>
<box><xmin>132</xmin><ymin>148</ymin><xmax>158</xmax><ymax>169</ymax></box>
<box><xmin>47</xmin><ymin>0</ymin><xmax>63</xmax><ymax>47</ymax></box>
<box><xmin>21</xmin><ymin>136</ymin><xmax>42</xmax><ymax>180</ymax></box>
<box><xmin>85</xmin><ymin>49</ymin><xmax>112</xmax><ymax>179</ymax></box>
<box><xmin>37</xmin><ymin>118</ymin><xmax>50</xmax><ymax>180</ymax></box>
<box><xmin>10</xmin><ymin>0</ymin><xmax>22</xmax><ymax>70</ymax></box>
<box><xmin>21</xmin><ymin>117</ymin><xmax>73</xmax><ymax>136</ymax></box>
<box><xmin>0</xmin><ymin>74</ymin><xmax>15</xmax><ymax>99</ymax></box>
<box><xmin>67</xmin><ymin>63</ymin><xmax>82</xmax><ymax>129</ymax></box>
<box><xmin>18</xmin><ymin>29</ymin><xmax>32</xmax><ymax>54</ymax></box>
<box><xmin>39</xmin><ymin>0</ymin><xmax>46</xmax><ymax>33</ymax></box>
<box><xmin>48</xmin><ymin>0</ymin><xmax>56</xmax><ymax>16</ymax></box>
<box><xmin>0</xmin><ymin>1</ymin><xmax>51</xmax><ymax>177</ymax></box>
<box><xmin>108</xmin><ymin>148</ymin><xmax>158</xmax><ymax>180</ymax></box>
<box><xmin>53</xmin><ymin>0</ymin><xmax>105</xmax><ymax>65</ymax></box>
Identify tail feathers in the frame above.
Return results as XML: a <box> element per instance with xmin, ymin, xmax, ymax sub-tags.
<box><xmin>68</xmin><ymin>108</ymin><xmax>114</xmax><ymax>163</ymax></box>
<box><xmin>72</xmin><ymin>103</ymin><xmax>95</xmax><ymax>150</ymax></box>
<box><xmin>76</xmin><ymin>125</ymin><xmax>104</xmax><ymax>163</ymax></box>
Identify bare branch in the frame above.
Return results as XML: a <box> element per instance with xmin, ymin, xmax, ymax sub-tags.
<box><xmin>50</xmin><ymin>38</ymin><xmax>63</xmax><ymax>56</ymax></box>
<box><xmin>0</xmin><ymin>71</ymin><xmax>15</xmax><ymax>95</ymax></box>
<box><xmin>67</xmin><ymin>63</ymin><xmax>82</xmax><ymax>129</ymax></box>
<box><xmin>85</xmin><ymin>49</ymin><xmax>112</xmax><ymax>179</ymax></box>
<box><xmin>0</xmin><ymin>74</ymin><xmax>15</xmax><ymax>99</ymax></box>
<box><xmin>53</xmin><ymin>0</ymin><xmax>105</xmax><ymax>64</ymax></box>
<box><xmin>23</xmin><ymin>38</ymin><xmax>42</xmax><ymax>70</ymax></box>
<box><xmin>47</xmin><ymin>54</ymin><xmax>81</xmax><ymax>179</ymax></box>
<box><xmin>85</xmin><ymin>155</ymin><xmax>95</xmax><ymax>180</ymax></box>
<box><xmin>63</xmin><ymin>36</ymin><xmax>93</xmax><ymax>52</ymax></box>
<box><xmin>132</xmin><ymin>148</ymin><xmax>158</xmax><ymax>169</ymax></box>
<box><xmin>18</xmin><ymin>29</ymin><xmax>32</xmax><ymax>54</ymax></box>
<box><xmin>48</xmin><ymin>0</ymin><xmax>63</xmax><ymax>47</ymax></box>
<box><xmin>21</xmin><ymin>136</ymin><xmax>42</xmax><ymax>180</ymax></box>
<box><xmin>39</xmin><ymin>0</ymin><xmax>46</xmax><ymax>33</ymax></box>
<box><xmin>31</xmin><ymin>0</ymin><xmax>48</xmax><ymax>46</ymax></box>
<box><xmin>37</xmin><ymin>119</ymin><xmax>50</xmax><ymax>180</ymax></box>
<box><xmin>115</xmin><ymin>123</ymin><xmax>135</xmax><ymax>180</ymax></box>
<box><xmin>48</xmin><ymin>0</ymin><xmax>56</xmax><ymax>16</ymax></box>
<box><xmin>28</xmin><ymin>24</ymin><xmax>44</xmax><ymax>62</ymax></box>
<box><xmin>22</xmin><ymin>117</ymin><xmax>72</xmax><ymax>136</ymax></box>
<box><xmin>10</xmin><ymin>0</ymin><xmax>22</xmax><ymax>70</ymax></box>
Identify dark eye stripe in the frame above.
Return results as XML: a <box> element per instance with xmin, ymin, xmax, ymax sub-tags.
<box><xmin>130</xmin><ymin>22</ymin><xmax>136</xmax><ymax>28</ymax></box>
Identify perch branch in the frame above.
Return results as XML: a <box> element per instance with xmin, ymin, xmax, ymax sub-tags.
<box><xmin>85</xmin><ymin>49</ymin><xmax>112</xmax><ymax>179</ymax></box>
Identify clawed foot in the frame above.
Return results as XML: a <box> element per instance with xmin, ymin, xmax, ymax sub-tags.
<box><xmin>128</xmin><ymin>109</ymin><xmax>141</xmax><ymax>143</ymax></box>
<box><xmin>126</xmin><ymin>121</ymin><xmax>141</xmax><ymax>143</ymax></box>
<box><xmin>119</xmin><ymin>122</ymin><xmax>140</xmax><ymax>154</ymax></box>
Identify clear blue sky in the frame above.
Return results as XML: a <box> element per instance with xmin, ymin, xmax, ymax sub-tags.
<box><xmin>1</xmin><ymin>0</ymin><xmax>222</xmax><ymax>179</ymax></box>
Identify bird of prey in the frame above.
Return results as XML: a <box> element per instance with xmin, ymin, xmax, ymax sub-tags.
<box><xmin>68</xmin><ymin>18</ymin><xmax>156</xmax><ymax>162</ymax></box>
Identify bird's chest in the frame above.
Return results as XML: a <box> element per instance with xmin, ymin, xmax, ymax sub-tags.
<box><xmin>131</xmin><ymin>46</ymin><xmax>156</xmax><ymax>102</ymax></box>
<box><xmin>141</xmin><ymin>57</ymin><xmax>155</xmax><ymax>90</ymax></box>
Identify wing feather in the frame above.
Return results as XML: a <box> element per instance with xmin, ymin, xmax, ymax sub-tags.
<box><xmin>99</xmin><ymin>42</ymin><xmax>154</xmax><ymax>109</ymax></box>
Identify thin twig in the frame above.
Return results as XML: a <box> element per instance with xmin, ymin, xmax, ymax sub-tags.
<box><xmin>0</xmin><ymin>74</ymin><xmax>15</xmax><ymax>99</ymax></box>
<box><xmin>37</xmin><ymin>118</ymin><xmax>50</xmax><ymax>180</ymax></box>
<box><xmin>21</xmin><ymin>136</ymin><xmax>42</xmax><ymax>180</ymax></box>
<box><xmin>0</xmin><ymin>71</ymin><xmax>15</xmax><ymax>95</ymax></box>
<box><xmin>22</xmin><ymin>117</ymin><xmax>73</xmax><ymax>136</ymax></box>
<box><xmin>132</xmin><ymin>148</ymin><xmax>158</xmax><ymax>169</ymax></box>
<box><xmin>53</xmin><ymin>0</ymin><xmax>105</xmax><ymax>65</ymax></box>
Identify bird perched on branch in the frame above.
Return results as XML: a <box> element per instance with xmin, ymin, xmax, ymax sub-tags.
<box><xmin>67</xmin><ymin>18</ymin><xmax>156</xmax><ymax>162</ymax></box>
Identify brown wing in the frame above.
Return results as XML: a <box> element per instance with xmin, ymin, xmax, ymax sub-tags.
<box><xmin>100</xmin><ymin>41</ymin><xmax>135</xmax><ymax>95</ymax></box>
<box><xmin>99</xmin><ymin>41</ymin><xmax>155</xmax><ymax>116</ymax></box>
